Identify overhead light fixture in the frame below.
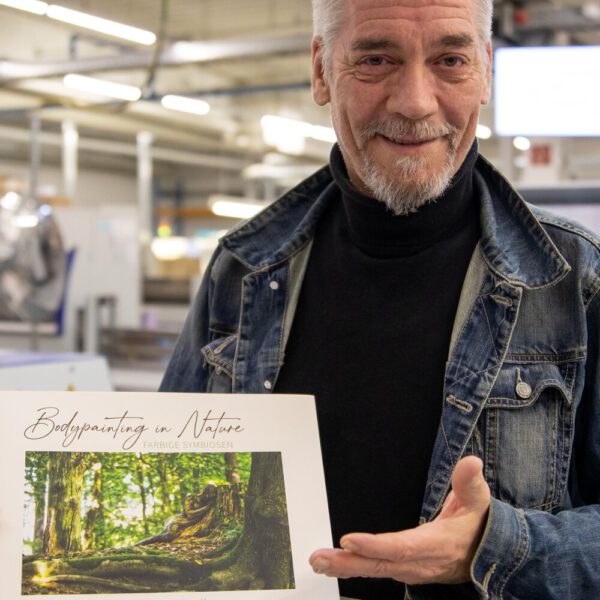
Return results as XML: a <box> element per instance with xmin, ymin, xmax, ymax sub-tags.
<box><xmin>208</xmin><ymin>195</ymin><xmax>268</xmax><ymax>220</ymax></box>
<box><xmin>46</xmin><ymin>5</ymin><xmax>156</xmax><ymax>45</ymax></box>
<box><xmin>12</xmin><ymin>212</ymin><xmax>39</xmax><ymax>229</ymax></box>
<box><xmin>513</xmin><ymin>136</ymin><xmax>531</xmax><ymax>151</ymax></box>
<box><xmin>0</xmin><ymin>191</ymin><xmax>21</xmax><ymax>211</ymax></box>
<box><xmin>261</xmin><ymin>115</ymin><xmax>337</xmax><ymax>148</ymax></box>
<box><xmin>150</xmin><ymin>237</ymin><xmax>188</xmax><ymax>261</ymax></box>
<box><xmin>0</xmin><ymin>0</ymin><xmax>48</xmax><ymax>15</ymax></box>
<box><xmin>161</xmin><ymin>94</ymin><xmax>210</xmax><ymax>116</ymax></box>
<box><xmin>0</xmin><ymin>2</ymin><xmax>156</xmax><ymax>45</ymax></box>
<box><xmin>582</xmin><ymin>2</ymin><xmax>600</xmax><ymax>20</ymax></box>
<box><xmin>63</xmin><ymin>74</ymin><xmax>142</xmax><ymax>101</ymax></box>
<box><xmin>476</xmin><ymin>124</ymin><xmax>492</xmax><ymax>140</ymax></box>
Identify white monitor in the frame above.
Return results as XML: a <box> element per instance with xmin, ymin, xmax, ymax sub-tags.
<box><xmin>494</xmin><ymin>45</ymin><xmax>600</xmax><ymax>137</ymax></box>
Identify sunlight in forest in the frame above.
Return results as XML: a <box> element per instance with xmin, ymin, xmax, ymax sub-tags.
<box><xmin>33</xmin><ymin>560</ymin><xmax>50</xmax><ymax>585</ymax></box>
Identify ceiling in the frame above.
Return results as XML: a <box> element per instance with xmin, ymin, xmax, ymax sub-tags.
<box><xmin>0</xmin><ymin>0</ymin><xmax>599</xmax><ymax>192</ymax></box>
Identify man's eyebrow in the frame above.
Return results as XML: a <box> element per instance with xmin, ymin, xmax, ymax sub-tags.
<box><xmin>349</xmin><ymin>33</ymin><xmax>476</xmax><ymax>53</ymax></box>
<box><xmin>435</xmin><ymin>33</ymin><xmax>476</xmax><ymax>49</ymax></box>
<box><xmin>350</xmin><ymin>37</ymin><xmax>400</xmax><ymax>52</ymax></box>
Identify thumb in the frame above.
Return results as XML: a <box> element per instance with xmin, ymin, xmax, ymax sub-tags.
<box><xmin>450</xmin><ymin>456</ymin><xmax>490</xmax><ymax>511</ymax></box>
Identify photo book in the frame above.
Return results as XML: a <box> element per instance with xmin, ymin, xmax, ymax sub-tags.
<box><xmin>0</xmin><ymin>391</ymin><xmax>339</xmax><ymax>599</ymax></box>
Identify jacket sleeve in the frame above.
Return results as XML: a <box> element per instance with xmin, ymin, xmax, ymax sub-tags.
<box><xmin>158</xmin><ymin>248</ymin><xmax>220</xmax><ymax>393</ymax></box>
<box><xmin>470</xmin><ymin>290</ymin><xmax>600</xmax><ymax>599</ymax></box>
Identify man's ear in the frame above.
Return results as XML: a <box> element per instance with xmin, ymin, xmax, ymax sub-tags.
<box><xmin>481</xmin><ymin>41</ymin><xmax>492</xmax><ymax>105</ymax></box>
<box><xmin>312</xmin><ymin>36</ymin><xmax>331</xmax><ymax>106</ymax></box>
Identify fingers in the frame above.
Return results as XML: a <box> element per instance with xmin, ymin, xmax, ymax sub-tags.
<box><xmin>310</xmin><ymin>547</ymin><xmax>396</xmax><ymax>579</ymax></box>
<box><xmin>339</xmin><ymin>530</ymin><xmax>428</xmax><ymax>563</ymax></box>
<box><xmin>309</xmin><ymin>526</ymin><xmax>450</xmax><ymax>581</ymax></box>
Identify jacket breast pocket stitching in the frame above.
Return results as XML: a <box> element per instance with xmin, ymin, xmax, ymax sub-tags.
<box><xmin>482</xmin><ymin>361</ymin><xmax>578</xmax><ymax>511</ymax></box>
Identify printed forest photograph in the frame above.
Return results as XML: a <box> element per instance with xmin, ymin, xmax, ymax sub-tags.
<box><xmin>22</xmin><ymin>451</ymin><xmax>295</xmax><ymax>595</ymax></box>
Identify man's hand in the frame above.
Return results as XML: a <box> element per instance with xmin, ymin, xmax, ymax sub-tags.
<box><xmin>309</xmin><ymin>455</ymin><xmax>490</xmax><ymax>586</ymax></box>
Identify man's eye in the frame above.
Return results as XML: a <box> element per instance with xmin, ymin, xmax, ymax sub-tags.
<box><xmin>359</xmin><ymin>56</ymin><xmax>390</xmax><ymax>68</ymax></box>
<box><xmin>441</xmin><ymin>56</ymin><xmax>464</xmax><ymax>67</ymax></box>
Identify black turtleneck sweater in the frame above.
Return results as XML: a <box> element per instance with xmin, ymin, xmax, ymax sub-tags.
<box><xmin>275</xmin><ymin>144</ymin><xmax>480</xmax><ymax>600</ymax></box>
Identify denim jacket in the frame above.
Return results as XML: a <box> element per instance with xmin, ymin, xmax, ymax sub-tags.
<box><xmin>161</xmin><ymin>155</ymin><xmax>600</xmax><ymax>600</ymax></box>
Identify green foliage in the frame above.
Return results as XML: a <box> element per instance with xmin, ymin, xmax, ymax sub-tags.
<box><xmin>23</xmin><ymin>452</ymin><xmax>252</xmax><ymax>552</ymax></box>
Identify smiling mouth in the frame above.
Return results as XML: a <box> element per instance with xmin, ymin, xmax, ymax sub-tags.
<box><xmin>380</xmin><ymin>134</ymin><xmax>437</xmax><ymax>146</ymax></box>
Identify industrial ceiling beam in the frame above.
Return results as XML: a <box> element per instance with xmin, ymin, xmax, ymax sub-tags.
<box><xmin>0</xmin><ymin>33</ymin><xmax>312</xmax><ymax>84</ymax></box>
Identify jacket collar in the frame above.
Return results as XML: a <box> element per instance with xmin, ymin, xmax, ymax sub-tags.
<box><xmin>220</xmin><ymin>165</ymin><xmax>335</xmax><ymax>271</ymax></box>
<box><xmin>476</xmin><ymin>155</ymin><xmax>571</xmax><ymax>289</ymax></box>
<box><xmin>221</xmin><ymin>154</ymin><xmax>571</xmax><ymax>288</ymax></box>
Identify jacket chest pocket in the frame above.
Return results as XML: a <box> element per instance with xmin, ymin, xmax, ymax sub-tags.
<box><xmin>200</xmin><ymin>334</ymin><xmax>237</xmax><ymax>393</ymax></box>
<box><xmin>476</xmin><ymin>360</ymin><xmax>579</xmax><ymax>511</ymax></box>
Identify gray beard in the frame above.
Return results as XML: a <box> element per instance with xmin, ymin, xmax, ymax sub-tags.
<box><xmin>358</xmin><ymin>119</ymin><xmax>460</xmax><ymax>216</ymax></box>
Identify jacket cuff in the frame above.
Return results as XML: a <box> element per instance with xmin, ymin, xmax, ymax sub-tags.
<box><xmin>470</xmin><ymin>498</ymin><xmax>530</xmax><ymax>599</ymax></box>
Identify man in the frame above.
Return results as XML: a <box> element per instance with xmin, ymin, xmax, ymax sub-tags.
<box><xmin>160</xmin><ymin>0</ymin><xmax>600</xmax><ymax>597</ymax></box>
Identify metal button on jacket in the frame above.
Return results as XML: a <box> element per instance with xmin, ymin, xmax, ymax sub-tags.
<box><xmin>516</xmin><ymin>381</ymin><xmax>532</xmax><ymax>399</ymax></box>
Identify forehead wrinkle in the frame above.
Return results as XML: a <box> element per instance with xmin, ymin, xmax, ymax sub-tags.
<box><xmin>346</xmin><ymin>0</ymin><xmax>477</xmax><ymax>27</ymax></box>
<box><xmin>351</xmin><ymin>0</ymin><xmax>475</xmax><ymax>11</ymax></box>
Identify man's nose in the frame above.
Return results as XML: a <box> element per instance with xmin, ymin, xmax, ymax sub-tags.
<box><xmin>385</xmin><ymin>65</ymin><xmax>438</xmax><ymax>121</ymax></box>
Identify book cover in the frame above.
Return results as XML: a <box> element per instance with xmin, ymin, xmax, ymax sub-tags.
<box><xmin>0</xmin><ymin>391</ymin><xmax>338</xmax><ymax>599</ymax></box>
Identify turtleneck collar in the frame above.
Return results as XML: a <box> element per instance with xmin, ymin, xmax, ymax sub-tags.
<box><xmin>329</xmin><ymin>141</ymin><xmax>479</xmax><ymax>258</ymax></box>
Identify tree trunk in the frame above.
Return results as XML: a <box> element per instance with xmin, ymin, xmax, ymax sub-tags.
<box><xmin>32</xmin><ymin>452</ymin><xmax>49</xmax><ymax>551</ymax></box>
<box><xmin>157</xmin><ymin>455</ymin><xmax>173</xmax><ymax>515</ymax></box>
<box><xmin>206</xmin><ymin>453</ymin><xmax>294</xmax><ymax>590</ymax></box>
<box><xmin>43</xmin><ymin>452</ymin><xmax>87</xmax><ymax>555</ymax></box>
<box><xmin>224</xmin><ymin>453</ymin><xmax>240</xmax><ymax>484</ymax></box>
<box><xmin>83</xmin><ymin>456</ymin><xmax>103</xmax><ymax>552</ymax></box>
<box><xmin>135</xmin><ymin>455</ymin><xmax>149</xmax><ymax>536</ymax></box>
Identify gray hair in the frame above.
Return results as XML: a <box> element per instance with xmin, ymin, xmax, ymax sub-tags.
<box><xmin>312</xmin><ymin>0</ymin><xmax>493</xmax><ymax>78</ymax></box>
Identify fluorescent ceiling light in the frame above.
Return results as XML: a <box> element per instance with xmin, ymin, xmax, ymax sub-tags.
<box><xmin>476</xmin><ymin>124</ymin><xmax>492</xmax><ymax>140</ymax></box>
<box><xmin>261</xmin><ymin>115</ymin><xmax>336</xmax><ymax>145</ymax></box>
<box><xmin>513</xmin><ymin>136</ymin><xmax>531</xmax><ymax>151</ymax></box>
<box><xmin>0</xmin><ymin>191</ymin><xmax>21</xmax><ymax>210</ymax></box>
<box><xmin>12</xmin><ymin>213</ymin><xmax>39</xmax><ymax>228</ymax></box>
<box><xmin>46</xmin><ymin>5</ymin><xmax>156</xmax><ymax>45</ymax></box>
<box><xmin>161</xmin><ymin>95</ymin><xmax>210</xmax><ymax>116</ymax></box>
<box><xmin>150</xmin><ymin>237</ymin><xmax>188</xmax><ymax>261</ymax></box>
<box><xmin>310</xmin><ymin>124</ymin><xmax>337</xmax><ymax>143</ymax></box>
<box><xmin>0</xmin><ymin>0</ymin><xmax>48</xmax><ymax>15</ymax></box>
<box><xmin>208</xmin><ymin>195</ymin><xmax>267</xmax><ymax>220</ymax></box>
<box><xmin>63</xmin><ymin>74</ymin><xmax>141</xmax><ymax>101</ymax></box>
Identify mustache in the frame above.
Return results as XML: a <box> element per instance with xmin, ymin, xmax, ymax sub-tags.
<box><xmin>359</xmin><ymin>118</ymin><xmax>460</xmax><ymax>145</ymax></box>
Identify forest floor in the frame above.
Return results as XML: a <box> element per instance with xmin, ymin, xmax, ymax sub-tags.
<box><xmin>22</xmin><ymin>529</ymin><xmax>240</xmax><ymax>595</ymax></box>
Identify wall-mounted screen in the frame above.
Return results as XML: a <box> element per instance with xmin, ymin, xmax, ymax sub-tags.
<box><xmin>494</xmin><ymin>46</ymin><xmax>600</xmax><ymax>137</ymax></box>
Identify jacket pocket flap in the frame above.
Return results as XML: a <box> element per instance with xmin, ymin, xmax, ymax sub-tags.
<box><xmin>486</xmin><ymin>361</ymin><xmax>576</xmax><ymax>409</ymax></box>
<box><xmin>200</xmin><ymin>334</ymin><xmax>237</xmax><ymax>378</ymax></box>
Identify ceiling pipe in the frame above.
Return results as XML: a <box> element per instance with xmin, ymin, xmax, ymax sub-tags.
<box><xmin>0</xmin><ymin>32</ymin><xmax>312</xmax><ymax>84</ymax></box>
<box><xmin>0</xmin><ymin>123</ymin><xmax>248</xmax><ymax>171</ymax></box>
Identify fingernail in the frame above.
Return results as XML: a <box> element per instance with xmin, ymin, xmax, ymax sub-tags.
<box><xmin>312</xmin><ymin>557</ymin><xmax>330</xmax><ymax>574</ymax></box>
<box><xmin>340</xmin><ymin>539</ymin><xmax>358</xmax><ymax>553</ymax></box>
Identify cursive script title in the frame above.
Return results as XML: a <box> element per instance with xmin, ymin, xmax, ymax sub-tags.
<box><xmin>23</xmin><ymin>407</ymin><xmax>245</xmax><ymax>450</ymax></box>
